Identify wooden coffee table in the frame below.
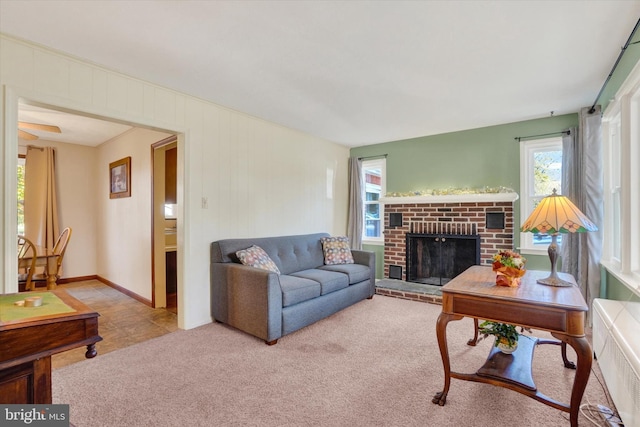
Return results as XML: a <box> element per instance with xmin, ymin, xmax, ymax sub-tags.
<box><xmin>432</xmin><ymin>266</ymin><xmax>591</xmax><ymax>427</ymax></box>
<box><xmin>0</xmin><ymin>289</ymin><xmax>102</xmax><ymax>404</ymax></box>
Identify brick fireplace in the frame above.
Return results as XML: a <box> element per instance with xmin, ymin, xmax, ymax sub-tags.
<box><xmin>380</xmin><ymin>193</ymin><xmax>518</xmax><ymax>282</ymax></box>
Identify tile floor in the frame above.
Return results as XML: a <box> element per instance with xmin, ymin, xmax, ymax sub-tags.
<box><xmin>51</xmin><ymin>280</ymin><xmax>178</xmax><ymax>370</ymax></box>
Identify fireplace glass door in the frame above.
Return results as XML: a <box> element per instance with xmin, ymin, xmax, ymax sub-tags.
<box><xmin>406</xmin><ymin>233</ymin><xmax>480</xmax><ymax>285</ymax></box>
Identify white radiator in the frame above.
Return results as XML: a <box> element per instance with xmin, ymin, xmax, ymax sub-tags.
<box><xmin>592</xmin><ymin>298</ymin><xmax>640</xmax><ymax>426</ymax></box>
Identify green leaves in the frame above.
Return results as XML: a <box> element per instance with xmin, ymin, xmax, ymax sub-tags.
<box><xmin>478</xmin><ymin>321</ymin><xmax>520</xmax><ymax>347</ymax></box>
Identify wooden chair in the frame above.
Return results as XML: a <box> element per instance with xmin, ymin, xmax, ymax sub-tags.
<box><xmin>18</xmin><ymin>235</ymin><xmax>38</xmax><ymax>292</ymax></box>
<box><xmin>32</xmin><ymin>227</ymin><xmax>72</xmax><ymax>287</ymax></box>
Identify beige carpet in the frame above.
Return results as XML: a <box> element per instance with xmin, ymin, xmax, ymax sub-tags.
<box><xmin>53</xmin><ymin>296</ymin><xmax>614</xmax><ymax>426</ymax></box>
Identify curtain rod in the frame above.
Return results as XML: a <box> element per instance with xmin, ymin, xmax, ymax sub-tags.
<box><xmin>588</xmin><ymin>18</ymin><xmax>640</xmax><ymax>114</ymax></box>
<box><xmin>358</xmin><ymin>154</ymin><xmax>387</xmax><ymax>160</ymax></box>
<box><xmin>514</xmin><ymin>130</ymin><xmax>570</xmax><ymax>142</ymax></box>
<box><xmin>26</xmin><ymin>145</ymin><xmax>44</xmax><ymax>151</ymax></box>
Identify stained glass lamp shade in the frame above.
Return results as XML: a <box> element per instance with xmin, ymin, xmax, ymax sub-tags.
<box><xmin>521</xmin><ymin>189</ymin><xmax>598</xmax><ymax>286</ymax></box>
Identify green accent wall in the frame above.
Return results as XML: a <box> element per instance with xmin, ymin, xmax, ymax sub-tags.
<box><xmin>521</xmin><ymin>255</ymin><xmax>555</xmax><ymax>272</ymax></box>
<box><xmin>604</xmin><ymin>271</ymin><xmax>640</xmax><ymax>302</ymax></box>
<box><xmin>363</xmin><ymin>244</ymin><xmax>384</xmax><ymax>279</ymax></box>
<box><xmin>352</xmin><ymin>115</ymin><xmax>578</xmax><ymax>195</ymax></box>
<box><xmin>353</xmin><ymin>114</ymin><xmax>578</xmax><ymax>278</ymax></box>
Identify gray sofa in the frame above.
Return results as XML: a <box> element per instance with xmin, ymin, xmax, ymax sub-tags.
<box><xmin>210</xmin><ymin>233</ymin><xmax>375</xmax><ymax>344</ymax></box>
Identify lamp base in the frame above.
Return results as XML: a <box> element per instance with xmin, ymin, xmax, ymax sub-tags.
<box><xmin>536</xmin><ymin>276</ymin><xmax>574</xmax><ymax>287</ymax></box>
<box><xmin>537</xmin><ymin>233</ymin><xmax>574</xmax><ymax>287</ymax></box>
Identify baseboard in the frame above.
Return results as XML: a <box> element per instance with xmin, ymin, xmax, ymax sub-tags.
<box><xmin>95</xmin><ymin>276</ymin><xmax>153</xmax><ymax>307</ymax></box>
<box><xmin>28</xmin><ymin>275</ymin><xmax>99</xmax><ymax>289</ymax></box>
<box><xmin>57</xmin><ymin>275</ymin><xmax>99</xmax><ymax>284</ymax></box>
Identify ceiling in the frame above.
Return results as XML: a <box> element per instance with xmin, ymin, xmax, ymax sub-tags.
<box><xmin>18</xmin><ymin>104</ymin><xmax>133</xmax><ymax>147</ymax></box>
<box><xmin>2</xmin><ymin>1</ymin><xmax>640</xmax><ymax>147</ymax></box>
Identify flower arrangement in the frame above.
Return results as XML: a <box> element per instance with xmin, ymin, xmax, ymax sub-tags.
<box><xmin>492</xmin><ymin>250</ymin><xmax>526</xmax><ymax>287</ymax></box>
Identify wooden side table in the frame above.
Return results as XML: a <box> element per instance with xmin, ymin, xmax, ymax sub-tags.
<box><xmin>0</xmin><ymin>289</ymin><xmax>102</xmax><ymax>404</ymax></box>
<box><xmin>432</xmin><ymin>266</ymin><xmax>591</xmax><ymax>427</ymax></box>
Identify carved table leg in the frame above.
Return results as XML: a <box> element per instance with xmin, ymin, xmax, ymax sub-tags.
<box><xmin>537</xmin><ymin>338</ymin><xmax>577</xmax><ymax>370</ymax></box>
<box><xmin>553</xmin><ymin>333</ymin><xmax>592</xmax><ymax>427</ymax></box>
<box><xmin>561</xmin><ymin>342</ymin><xmax>577</xmax><ymax>369</ymax></box>
<box><xmin>46</xmin><ymin>256</ymin><xmax>59</xmax><ymax>290</ymax></box>
<box><xmin>85</xmin><ymin>343</ymin><xmax>98</xmax><ymax>358</ymax></box>
<box><xmin>538</xmin><ymin>334</ymin><xmax>576</xmax><ymax>369</ymax></box>
<box><xmin>467</xmin><ymin>318</ymin><xmax>479</xmax><ymax>346</ymax></box>
<box><xmin>432</xmin><ymin>312</ymin><xmax>462</xmax><ymax>406</ymax></box>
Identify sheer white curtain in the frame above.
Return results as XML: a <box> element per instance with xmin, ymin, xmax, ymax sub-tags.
<box><xmin>561</xmin><ymin>107</ymin><xmax>604</xmax><ymax>323</ymax></box>
<box><xmin>347</xmin><ymin>156</ymin><xmax>363</xmax><ymax>249</ymax></box>
<box><xmin>24</xmin><ymin>146</ymin><xmax>60</xmax><ymax>250</ymax></box>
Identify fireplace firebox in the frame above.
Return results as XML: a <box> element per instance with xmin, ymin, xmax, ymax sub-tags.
<box><xmin>406</xmin><ymin>232</ymin><xmax>480</xmax><ymax>286</ymax></box>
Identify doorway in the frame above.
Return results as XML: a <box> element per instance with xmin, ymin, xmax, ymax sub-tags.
<box><xmin>152</xmin><ymin>137</ymin><xmax>178</xmax><ymax>314</ymax></box>
<box><xmin>13</xmin><ymin>100</ymin><xmax>180</xmax><ymax>322</ymax></box>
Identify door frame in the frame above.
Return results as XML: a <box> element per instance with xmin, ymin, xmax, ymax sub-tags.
<box><xmin>151</xmin><ymin>136</ymin><xmax>178</xmax><ymax>309</ymax></box>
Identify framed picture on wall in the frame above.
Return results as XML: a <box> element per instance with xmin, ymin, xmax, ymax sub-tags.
<box><xmin>109</xmin><ymin>156</ymin><xmax>131</xmax><ymax>199</ymax></box>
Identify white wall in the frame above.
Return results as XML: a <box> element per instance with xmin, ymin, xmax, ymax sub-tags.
<box><xmin>1</xmin><ymin>35</ymin><xmax>350</xmax><ymax>329</ymax></box>
<box><xmin>18</xmin><ymin>140</ymin><xmax>98</xmax><ymax>278</ymax></box>
<box><xmin>96</xmin><ymin>128</ymin><xmax>171</xmax><ymax>301</ymax></box>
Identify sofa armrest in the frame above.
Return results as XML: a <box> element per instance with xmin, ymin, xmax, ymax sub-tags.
<box><xmin>351</xmin><ymin>249</ymin><xmax>376</xmax><ymax>295</ymax></box>
<box><xmin>211</xmin><ymin>263</ymin><xmax>283</xmax><ymax>343</ymax></box>
<box><xmin>351</xmin><ymin>249</ymin><xmax>373</xmax><ymax>267</ymax></box>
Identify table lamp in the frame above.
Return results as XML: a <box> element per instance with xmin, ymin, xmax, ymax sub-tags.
<box><xmin>520</xmin><ymin>189</ymin><xmax>597</xmax><ymax>287</ymax></box>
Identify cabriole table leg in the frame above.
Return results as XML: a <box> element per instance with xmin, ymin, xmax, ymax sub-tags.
<box><xmin>432</xmin><ymin>312</ymin><xmax>463</xmax><ymax>406</ymax></box>
<box><xmin>552</xmin><ymin>333</ymin><xmax>592</xmax><ymax>427</ymax></box>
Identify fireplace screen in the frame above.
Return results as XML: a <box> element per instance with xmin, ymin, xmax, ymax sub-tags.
<box><xmin>405</xmin><ymin>233</ymin><xmax>480</xmax><ymax>286</ymax></box>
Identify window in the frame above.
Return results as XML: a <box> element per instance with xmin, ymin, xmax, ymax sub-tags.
<box><xmin>362</xmin><ymin>158</ymin><xmax>386</xmax><ymax>244</ymax></box>
<box><xmin>164</xmin><ymin>204</ymin><xmax>177</xmax><ymax>219</ymax></box>
<box><xmin>17</xmin><ymin>156</ymin><xmax>25</xmax><ymax>235</ymax></box>
<box><xmin>607</xmin><ymin>114</ymin><xmax>622</xmax><ymax>264</ymax></box>
<box><xmin>602</xmin><ymin>63</ymin><xmax>640</xmax><ymax>292</ymax></box>
<box><xmin>519</xmin><ymin>137</ymin><xmax>563</xmax><ymax>254</ymax></box>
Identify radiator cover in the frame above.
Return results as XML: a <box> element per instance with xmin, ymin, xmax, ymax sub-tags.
<box><xmin>592</xmin><ymin>298</ymin><xmax>640</xmax><ymax>427</ymax></box>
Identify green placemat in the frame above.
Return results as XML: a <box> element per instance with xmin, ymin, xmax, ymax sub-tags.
<box><xmin>0</xmin><ymin>292</ymin><xmax>76</xmax><ymax>322</ymax></box>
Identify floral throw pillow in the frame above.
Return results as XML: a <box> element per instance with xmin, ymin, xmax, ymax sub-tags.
<box><xmin>320</xmin><ymin>236</ymin><xmax>354</xmax><ymax>265</ymax></box>
<box><xmin>236</xmin><ymin>245</ymin><xmax>280</xmax><ymax>274</ymax></box>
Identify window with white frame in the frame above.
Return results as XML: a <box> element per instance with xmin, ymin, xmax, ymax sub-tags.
<box><xmin>607</xmin><ymin>113</ymin><xmax>622</xmax><ymax>265</ymax></box>
<box><xmin>362</xmin><ymin>158</ymin><xmax>385</xmax><ymax>244</ymax></box>
<box><xmin>602</xmin><ymin>62</ymin><xmax>640</xmax><ymax>291</ymax></box>
<box><xmin>519</xmin><ymin>137</ymin><xmax>563</xmax><ymax>254</ymax></box>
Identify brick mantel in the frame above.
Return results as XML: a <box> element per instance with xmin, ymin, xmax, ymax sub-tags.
<box><xmin>382</xmin><ymin>193</ymin><xmax>518</xmax><ymax>281</ymax></box>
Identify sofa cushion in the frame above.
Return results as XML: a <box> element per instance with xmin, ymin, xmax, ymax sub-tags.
<box><xmin>291</xmin><ymin>269</ymin><xmax>349</xmax><ymax>295</ymax></box>
<box><xmin>212</xmin><ymin>233</ymin><xmax>329</xmax><ymax>275</ymax></box>
<box><xmin>279</xmin><ymin>275</ymin><xmax>321</xmax><ymax>307</ymax></box>
<box><xmin>236</xmin><ymin>245</ymin><xmax>280</xmax><ymax>274</ymax></box>
<box><xmin>319</xmin><ymin>263</ymin><xmax>370</xmax><ymax>285</ymax></box>
<box><xmin>320</xmin><ymin>236</ymin><xmax>354</xmax><ymax>265</ymax></box>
